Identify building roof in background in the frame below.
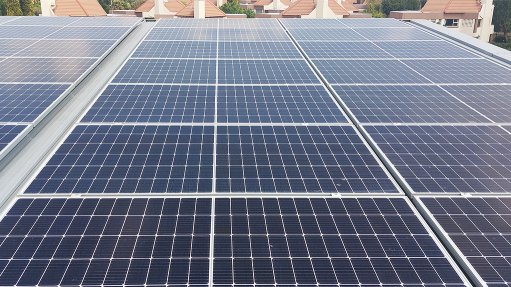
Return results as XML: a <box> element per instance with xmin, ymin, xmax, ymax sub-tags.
<box><xmin>341</xmin><ymin>0</ymin><xmax>358</xmax><ymax>11</ymax></box>
<box><xmin>53</xmin><ymin>0</ymin><xmax>106</xmax><ymax>16</ymax></box>
<box><xmin>254</xmin><ymin>0</ymin><xmax>291</xmax><ymax>7</ymax></box>
<box><xmin>135</xmin><ymin>0</ymin><xmax>188</xmax><ymax>13</ymax></box>
<box><xmin>282</xmin><ymin>0</ymin><xmax>349</xmax><ymax>16</ymax></box>
<box><xmin>175</xmin><ymin>0</ymin><xmax>226</xmax><ymax>17</ymax></box>
<box><xmin>422</xmin><ymin>0</ymin><xmax>481</xmax><ymax>14</ymax></box>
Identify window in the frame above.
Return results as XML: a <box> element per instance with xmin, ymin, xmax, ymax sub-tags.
<box><xmin>445</xmin><ymin>19</ymin><xmax>459</xmax><ymax>27</ymax></box>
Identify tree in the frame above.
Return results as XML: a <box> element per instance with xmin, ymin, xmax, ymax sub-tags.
<box><xmin>493</xmin><ymin>0</ymin><xmax>511</xmax><ymax>41</ymax></box>
<box><xmin>98</xmin><ymin>0</ymin><xmax>110</xmax><ymax>13</ymax></box>
<box><xmin>220</xmin><ymin>0</ymin><xmax>255</xmax><ymax>18</ymax></box>
<box><xmin>366</xmin><ymin>0</ymin><xmax>384</xmax><ymax>18</ymax></box>
<box><xmin>381</xmin><ymin>0</ymin><xmax>420</xmax><ymax>16</ymax></box>
<box><xmin>20</xmin><ymin>0</ymin><xmax>33</xmax><ymax>15</ymax></box>
<box><xmin>5</xmin><ymin>0</ymin><xmax>22</xmax><ymax>15</ymax></box>
<box><xmin>0</xmin><ymin>0</ymin><xmax>6</xmax><ymax>15</ymax></box>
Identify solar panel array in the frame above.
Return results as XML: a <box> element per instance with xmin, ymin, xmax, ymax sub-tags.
<box><xmin>0</xmin><ymin>17</ymin><xmax>140</xmax><ymax>160</ymax></box>
<box><xmin>0</xmin><ymin>18</ymin><xmax>473</xmax><ymax>287</ymax></box>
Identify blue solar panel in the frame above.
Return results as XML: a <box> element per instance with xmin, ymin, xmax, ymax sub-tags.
<box><xmin>70</xmin><ymin>17</ymin><xmax>141</xmax><ymax>27</ymax></box>
<box><xmin>0</xmin><ymin>39</ymin><xmax>37</xmax><ymax>57</ymax></box>
<box><xmin>218</xmin><ymin>28</ymin><xmax>289</xmax><ymax>41</ymax></box>
<box><xmin>214</xmin><ymin>197</ymin><xmax>466</xmax><ymax>285</ymax></box>
<box><xmin>299</xmin><ymin>41</ymin><xmax>391</xmax><ymax>59</ymax></box>
<box><xmin>157</xmin><ymin>18</ymin><xmax>218</xmax><ymax>28</ymax></box>
<box><xmin>217</xmin><ymin>85</ymin><xmax>348</xmax><ymax>123</ymax></box>
<box><xmin>218</xmin><ymin>60</ymin><xmax>320</xmax><ymax>84</ymax></box>
<box><xmin>340</xmin><ymin>18</ymin><xmax>411</xmax><ymax>28</ymax></box>
<box><xmin>0</xmin><ymin>125</ymin><xmax>26</xmax><ymax>152</ymax></box>
<box><xmin>216</xmin><ymin>125</ymin><xmax>398</xmax><ymax>193</ymax></box>
<box><xmin>83</xmin><ymin>85</ymin><xmax>215</xmax><ymax>123</ymax></box>
<box><xmin>365</xmin><ymin>125</ymin><xmax>511</xmax><ymax>193</ymax></box>
<box><xmin>0</xmin><ymin>84</ymin><xmax>70</xmax><ymax>122</ymax></box>
<box><xmin>402</xmin><ymin>59</ymin><xmax>511</xmax><ymax>84</ymax></box>
<box><xmin>3</xmin><ymin>16</ymin><xmax>78</xmax><ymax>26</ymax></box>
<box><xmin>333</xmin><ymin>85</ymin><xmax>490</xmax><ymax>123</ymax></box>
<box><xmin>133</xmin><ymin>41</ymin><xmax>217</xmax><ymax>58</ymax></box>
<box><xmin>420</xmin><ymin>196</ymin><xmax>511</xmax><ymax>286</ymax></box>
<box><xmin>146</xmin><ymin>28</ymin><xmax>217</xmax><ymax>41</ymax></box>
<box><xmin>112</xmin><ymin>59</ymin><xmax>216</xmax><ymax>84</ymax></box>
<box><xmin>375</xmin><ymin>41</ymin><xmax>479</xmax><ymax>59</ymax></box>
<box><xmin>0</xmin><ymin>26</ymin><xmax>56</xmax><ymax>39</ymax></box>
<box><xmin>0</xmin><ymin>16</ymin><xmax>19</xmax><ymax>25</ymax></box>
<box><xmin>280</xmin><ymin>19</ymin><xmax>348</xmax><ymax>29</ymax></box>
<box><xmin>0</xmin><ymin>197</ymin><xmax>211</xmax><ymax>286</ymax></box>
<box><xmin>288</xmin><ymin>28</ymin><xmax>366</xmax><ymax>41</ymax></box>
<box><xmin>218</xmin><ymin>41</ymin><xmax>301</xmax><ymax>59</ymax></box>
<box><xmin>442</xmin><ymin>85</ymin><xmax>511</xmax><ymax>122</ymax></box>
<box><xmin>0</xmin><ymin>58</ymin><xmax>97</xmax><ymax>83</ymax></box>
<box><xmin>219</xmin><ymin>19</ymin><xmax>282</xmax><ymax>29</ymax></box>
<box><xmin>47</xmin><ymin>27</ymin><xmax>130</xmax><ymax>40</ymax></box>
<box><xmin>22</xmin><ymin>40</ymin><xmax>117</xmax><ymax>58</ymax></box>
<box><xmin>354</xmin><ymin>28</ymin><xmax>439</xmax><ymax>41</ymax></box>
<box><xmin>314</xmin><ymin>60</ymin><xmax>430</xmax><ymax>84</ymax></box>
<box><xmin>25</xmin><ymin>125</ymin><xmax>214</xmax><ymax>194</ymax></box>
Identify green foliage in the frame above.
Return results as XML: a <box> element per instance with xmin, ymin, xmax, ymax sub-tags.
<box><xmin>365</xmin><ymin>0</ymin><xmax>384</xmax><ymax>17</ymax></box>
<box><xmin>381</xmin><ymin>0</ymin><xmax>420</xmax><ymax>16</ymax></box>
<box><xmin>493</xmin><ymin>0</ymin><xmax>511</xmax><ymax>39</ymax></box>
<box><xmin>5</xmin><ymin>0</ymin><xmax>22</xmax><ymax>15</ymax></box>
<box><xmin>109</xmin><ymin>0</ymin><xmax>144</xmax><ymax>11</ymax></box>
<box><xmin>0</xmin><ymin>0</ymin><xmax>6</xmax><ymax>15</ymax></box>
<box><xmin>220</xmin><ymin>0</ymin><xmax>255</xmax><ymax>18</ymax></box>
<box><xmin>20</xmin><ymin>0</ymin><xmax>33</xmax><ymax>15</ymax></box>
<box><xmin>98</xmin><ymin>0</ymin><xmax>110</xmax><ymax>12</ymax></box>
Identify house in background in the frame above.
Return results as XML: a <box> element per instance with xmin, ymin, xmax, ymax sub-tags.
<box><xmin>281</xmin><ymin>0</ymin><xmax>358</xmax><ymax>18</ymax></box>
<box><xmin>175</xmin><ymin>0</ymin><xmax>226</xmax><ymax>18</ymax></box>
<box><xmin>40</xmin><ymin>0</ymin><xmax>106</xmax><ymax>16</ymax></box>
<box><xmin>390</xmin><ymin>0</ymin><xmax>494</xmax><ymax>42</ymax></box>
<box><xmin>135</xmin><ymin>0</ymin><xmax>188</xmax><ymax>18</ymax></box>
<box><xmin>254</xmin><ymin>0</ymin><xmax>291</xmax><ymax>14</ymax></box>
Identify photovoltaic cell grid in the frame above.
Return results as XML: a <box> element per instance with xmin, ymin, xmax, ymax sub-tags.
<box><xmin>146</xmin><ymin>28</ymin><xmax>218</xmax><ymax>41</ymax></box>
<box><xmin>25</xmin><ymin>125</ymin><xmax>214</xmax><ymax>194</ymax></box>
<box><xmin>333</xmin><ymin>85</ymin><xmax>490</xmax><ymax>124</ymax></box>
<box><xmin>299</xmin><ymin>41</ymin><xmax>391</xmax><ymax>59</ymax></box>
<box><xmin>213</xmin><ymin>197</ymin><xmax>466</xmax><ymax>286</ymax></box>
<box><xmin>419</xmin><ymin>196</ymin><xmax>511</xmax><ymax>286</ymax></box>
<box><xmin>0</xmin><ymin>125</ymin><xmax>26</xmax><ymax>152</ymax></box>
<box><xmin>365</xmin><ymin>125</ymin><xmax>511</xmax><ymax>194</ymax></box>
<box><xmin>216</xmin><ymin>126</ymin><xmax>398</xmax><ymax>193</ymax></box>
<box><xmin>0</xmin><ymin>197</ymin><xmax>211</xmax><ymax>286</ymax></box>
<box><xmin>375</xmin><ymin>41</ymin><xmax>480</xmax><ymax>59</ymax></box>
<box><xmin>354</xmin><ymin>27</ymin><xmax>439</xmax><ymax>41</ymax></box>
<box><xmin>21</xmin><ymin>40</ymin><xmax>118</xmax><ymax>58</ymax></box>
<box><xmin>133</xmin><ymin>41</ymin><xmax>217</xmax><ymax>58</ymax></box>
<box><xmin>218</xmin><ymin>41</ymin><xmax>301</xmax><ymax>59</ymax></box>
<box><xmin>156</xmin><ymin>18</ymin><xmax>219</xmax><ymax>28</ymax></box>
<box><xmin>0</xmin><ymin>39</ymin><xmax>36</xmax><ymax>57</ymax></box>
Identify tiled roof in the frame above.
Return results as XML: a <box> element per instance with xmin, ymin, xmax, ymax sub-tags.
<box><xmin>176</xmin><ymin>0</ymin><xmax>226</xmax><ymax>17</ymax></box>
<box><xmin>341</xmin><ymin>0</ymin><xmax>358</xmax><ymax>11</ymax></box>
<box><xmin>135</xmin><ymin>0</ymin><xmax>188</xmax><ymax>13</ymax></box>
<box><xmin>422</xmin><ymin>0</ymin><xmax>481</xmax><ymax>14</ymax></box>
<box><xmin>282</xmin><ymin>0</ymin><xmax>349</xmax><ymax>16</ymax></box>
<box><xmin>254</xmin><ymin>0</ymin><xmax>291</xmax><ymax>7</ymax></box>
<box><xmin>53</xmin><ymin>0</ymin><xmax>106</xmax><ymax>16</ymax></box>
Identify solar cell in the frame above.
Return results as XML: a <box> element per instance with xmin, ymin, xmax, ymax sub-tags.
<box><xmin>218</xmin><ymin>41</ymin><xmax>301</xmax><ymax>59</ymax></box>
<box><xmin>47</xmin><ymin>27</ymin><xmax>130</xmax><ymax>40</ymax></box>
<box><xmin>219</xmin><ymin>19</ymin><xmax>282</xmax><ymax>29</ymax></box>
<box><xmin>281</xmin><ymin>19</ymin><xmax>348</xmax><ymax>29</ymax></box>
<box><xmin>112</xmin><ymin>59</ymin><xmax>216</xmax><ymax>84</ymax></box>
<box><xmin>0</xmin><ymin>26</ymin><xmax>56</xmax><ymax>39</ymax></box>
<box><xmin>21</xmin><ymin>39</ymin><xmax>117</xmax><ymax>58</ymax></box>
<box><xmin>218</xmin><ymin>60</ymin><xmax>320</xmax><ymax>84</ymax></box>
<box><xmin>0</xmin><ymin>84</ymin><xmax>70</xmax><ymax>122</ymax></box>
<box><xmin>218</xmin><ymin>28</ymin><xmax>289</xmax><ymax>41</ymax></box>
<box><xmin>0</xmin><ymin>57</ymin><xmax>97</xmax><ymax>83</ymax></box>
<box><xmin>402</xmin><ymin>59</ymin><xmax>511</xmax><ymax>84</ymax></box>
<box><xmin>217</xmin><ymin>85</ymin><xmax>348</xmax><ymax>123</ymax></box>
<box><xmin>3</xmin><ymin>16</ymin><xmax>78</xmax><ymax>26</ymax></box>
<box><xmin>0</xmin><ymin>39</ymin><xmax>37</xmax><ymax>57</ymax></box>
<box><xmin>146</xmin><ymin>28</ymin><xmax>217</xmax><ymax>41</ymax></box>
<box><xmin>314</xmin><ymin>60</ymin><xmax>430</xmax><ymax>84</ymax></box>
<box><xmin>365</xmin><ymin>125</ymin><xmax>511</xmax><ymax>193</ymax></box>
<box><xmin>133</xmin><ymin>41</ymin><xmax>217</xmax><ymax>58</ymax></box>
<box><xmin>213</xmin><ymin>197</ymin><xmax>466</xmax><ymax>285</ymax></box>
<box><xmin>375</xmin><ymin>40</ymin><xmax>479</xmax><ymax>59</ymax></box>
<box><xmin>83</xmin><ymin>85</ymin><xmax>215</xmax><ymax>123</ymax></box>
<box><xmin>156</xmin><ymin>18</ymin><xmax>218</xmax><ymax>28</ymax></box>
<box><xmin>0</xmin><ymin>125</ymin><xmax>26</xmax><ymax>152</ymax></box>
<box><xmin>25</xmin><ymin>125</ymin><xmax>214</xmax><ymax>194</ymax></box>
<box><xmin>0</xmin><ymin>16</ymin><xmax>19</xmax><ymax>25</ymax></box>
<box><xmin>288</xmin><ymin>28</ymin><xmax>366</xmax><ymax>41</ymax></box>
<box><xmin>340</xmin><ymin>18</ymin><xmax>412</xmax><ymax>28</ymax></box>
<box><xmin>299</xmin><ymin>41</ymin><xmax>392</xmax><ymax>59</ymax></box>
<box><xmin>0</xmin><ymin>197</ymin><xmax>211</xmax><ymax>286</ymax></box>
<box><xmin>419</xmin><ymin>196</ymin><xmax>511</xmax><ymax>286</ymax></box>
<box><xmin>354</xmin><ymin>27</ymin><xmax>439</xmax><ymax>41</ymax></box>
<box><xmin>70</xmin><ymin>17</ymin><xmax>141</xmax><ymax>27</ymax></box>
<box><xmin>215</xmin><ymin>125</ymin><xmax>398</xmax><ymax>193</ymax></box>
<box><xmin>333</xmin><ymin>85</ymin><xmax>490</xmax><ymax>123</ymax></box>
<box><xmin>442</xmin><ymin>85</ymin><xmax>511</xmax><ymax>123</ymax></box>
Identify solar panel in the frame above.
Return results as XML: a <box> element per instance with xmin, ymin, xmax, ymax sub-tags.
<box><xmin>365</xmin><ymin>125</ymin><xmax>511</xmax><ymax>193</ymax></box>
<box><xmin>214</xmin><ymin>197</ymin><xmax>466</xmax><ymax>285</ymax></box>
<box><xmin>340</xmin><ymin>18</ymin><xmax>412</xmax><ymax>28</ymax></box>
<box><xmin>0</xmin><ymin>125</ymin><xmax>27</xmax><ymax>152</ymax></box>
<box><xmin>0</xmin><ymin>58</ymin><xmax>97</xmax><ymax>83</ymax></box>
<box><xmin>47</xmin><ymin>27</ymin><xmax>130</xmax><ymax>40</ymax></box>
<box><xmin>26</xmin><ymin>125</ymin><xmax>214</xmax><ymax>194</ymax></box>
<box><xmin>70</xmin><ymin>17</ymin><xmax>141</xmax><ymax>27</ymax></box>
<box><xmin>288</xmin><ymin>28</ymin><xmax>366</xmax><ymax>41</ymax></box>
<box><xmin>112</xmin><ymin>59</ymin><xmax>216</xmax><ymax>84</ymax></box>
<box><xmin>375</xmin><ymin>40</ymin><xmax>480</xmax><ymax>59</ymax></box>
<box><xmin>333</xmin><ymin>85</ymin><xmax>490</xmax><ymax>123</ymax></box>
<box><xmin>402</xmin><ymin>59</ymin><xmax>511</xmax><ymax>84</ymax></box>
<box><xmin>299</xmin><ymin>41</ymin><xmax>392</xmax><ymax>59</ymax></box>
<box><xmin>218</xmin><ymin>28</ymin><xmax>289</xmax><ymax>41</ymax></box>
<box><xmin>0</xmin><ymin>39</ymin><xmax>37</xmax><ymax>57</ymax></box>
<box><xmin>0</xmin><ymin>84</ymin><xmax>70</xmax><ymax>122</ymax></box>
<box><xmin>218</xmin><ymin>41</ymin><xmax>301</xmax><ymax>59</ymax></box>
<box><xmin>3</xmin><ymin>16</ymin><xmax>78</xmax><ymax>26</ymax></box>
<box><xmin>0</xmin><ymin>26</ymin><xmax>56</xmax><ymax>39</ymax></box>
<box><xmin>419</xmin><ymin>196</ymin><xmax>511</xmax><ymax>286</ymax></box>
<box><xmin>146</xmin><ymin>28</ymin><xmax>217</xmax><ymax>41</ymax></box>
<box><xmin>83</xmin><ymin>85</ymin><xmax>215</xmax><ymax>123</ymax></box>
<box><xmin>219</xmin><ymin>19</ymin><xmax>282</xmax><ymax>29</ymax></box>
<box><xmin>314</xmin><ymin>60</ymin><xmax>430</xmax><ymax>84</ymax></box>
<box><xmin>156</xmin><ymin>18</ymin><xmax>218</xmax><ymax>28</ymax></box>
<box><xmin>218</xmin><ymin>60</ymin><xmax>320</xmax><ymax>84</ymax></box>
<box><xmin>22</xmin><ymin>40</ymin><xmax>117</xmax><ymax>58</ymax></box>
<box><xmin>354</xmin><ymin>27</ymin><xmax>440</xmax><ymax>41</ymax></box>
<box><xmin>0</xmin><ymin>197</ymin><xmax>211</xmax><ymax>286</ymax></box>
<box><xmin>217</xmin><ymin>85</ymin><xmax>348</xmax><ymax>123</ymax></box>
<box><xmin>281</xmin><ymin>19</ymin><xmax>348</xmax><ymax>29</ymax></box>
<box><xmin>133</xmin><ymin>41</ymin><xmax>217</xmax><ymax>58</ymax></box>
<box><xmin>0</xmin><ymin>16</ymin><xmax>19</xmax><ymax>25</ymax></box>
<box><xmin>216</xmin><ymin>125</ymin><xmax>399</xmax><ymax>193</ymax></box>
<box><xmin>442</xmin><ymin>85</ymin><xmax>511</xmax><ymax>123</ymax></box>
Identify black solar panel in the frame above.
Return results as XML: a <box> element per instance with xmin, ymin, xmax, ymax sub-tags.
<box><xmin>213</xmin><ymin>197</ymin><xmax>466</xmax><ymax>285</ymax></box>
<box><xmin>0</xmin><ymin>197</ymin><xmax>211</xmax><ymax>286</ymax></box>
<box><xmin>83</xmin><ymin>85</ymin><xmax>215</xmax><ymax>123</ymax></box>
<box><xmin>375</xmin><ymin>41</ymin><xmax>479</xmax><ymax>59</ymax></box>
<box><xmin>420</xmin><ymin>196</ymin><xmax>511</xmax><ymax>286</ymax></box>
<box><xmin>333</xmin><ymin>85</ymin><xmax>490</xmax><ymax>123</ymax></box>
<box><xmin>216</xmin><ymin>125</ymin><xmax>398</xmax><ymax>193</ymax></box>
<box><xmin>133</xmin><ymin>41</ymin><xmax>217</xmax><ymax>58</ymax></box>
<box><xmin>0</xmin><ymin>125</ymin><xmax>26</xmax><ymax>152</ymax></box>
<box><xmin>26</xmin><ymin>125</ymin><xmax>214</xmax><ymax>194</ymax></box>
<box><xmin>217</xmin><ymin>85</ymin><xmax>348</xmax><ymax>123</ymax></box>
<box><xmin>365</xmin><ymin>125</ymin><xmax>511</xmax><ymax>193</ymax></box>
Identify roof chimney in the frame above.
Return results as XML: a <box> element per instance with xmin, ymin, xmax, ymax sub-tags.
<box><xmin>195</xmin><ymin>0</ymin><xmax>206</xmax><ymax>18</ymax></box>
<box><xmin>316</xmin><ymin>0</ymin><xmax>329</xmax><ymax>18</ymax></box>
<box><xmin>154</xmin><ymin>0</ymin><xmax>165</xmax><ymax>17</ymax></box>
<box><xmin>40</xmin><ymin>0</ymin><xmax>54</xmax><ymax>16</ymax></box>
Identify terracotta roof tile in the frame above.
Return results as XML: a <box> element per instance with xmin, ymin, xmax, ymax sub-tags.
<box><xmin>341</xmin><ymin>0</ymin><xmax>358</xmax><ymax>11</ymax></box>
<box><xmin>53</xmin><ymin>0</ymin><xmax>106</xmax><ymax>16</ymax></box>
<box><xmin>422</xmin><ymin>0</ymin><xmax>481</xmax><ymax>14</ymax></box>
<box><xmin>282</xmin><ymin>0</ymin><xmax>349</xmax><ymax>16</ymax></box>
<box><xmin>176</xmin><ymin>0</ymin><xmax>226</xmax><ymax>17</ymax></box>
